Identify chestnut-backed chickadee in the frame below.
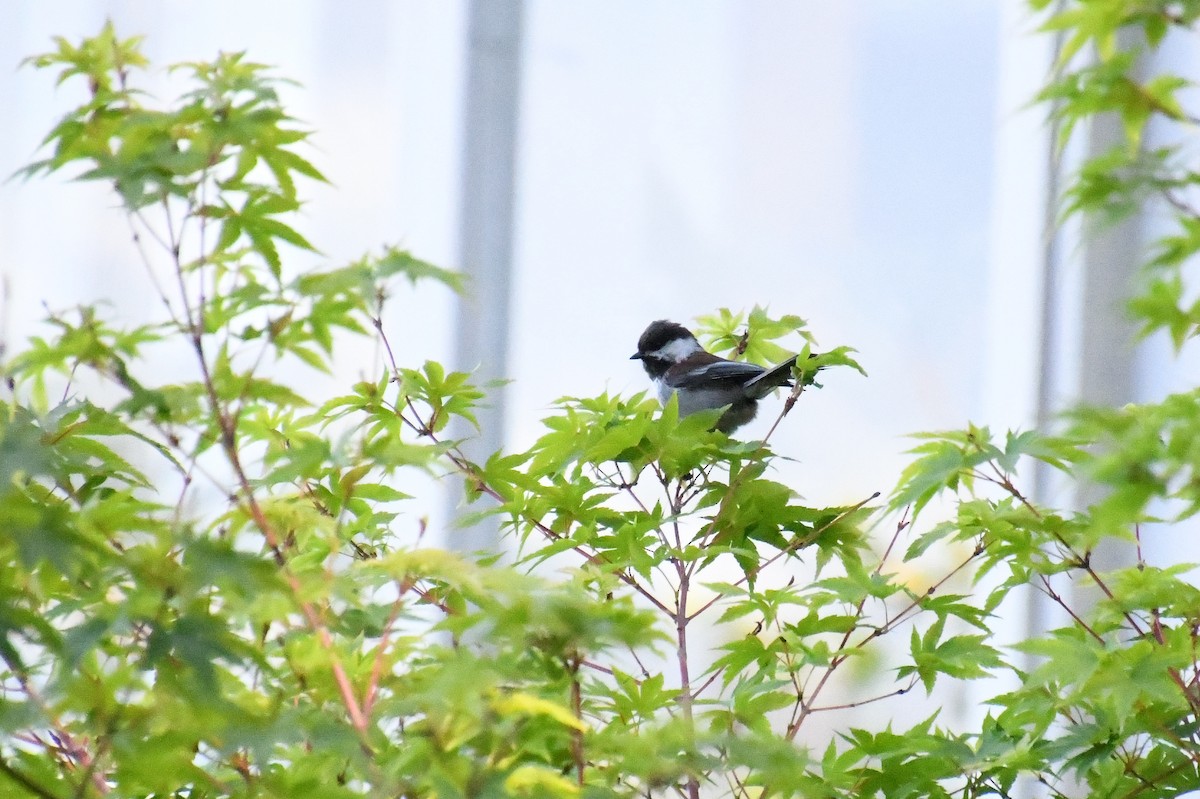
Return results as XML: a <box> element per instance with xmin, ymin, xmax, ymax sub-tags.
<box><xmin>630</xmin><ymin>320</ymin><xmax>799</xmax><ymax>433</ymax></box>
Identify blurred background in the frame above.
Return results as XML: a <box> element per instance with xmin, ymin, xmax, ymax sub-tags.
<box><xmin>3</xmin><ymin>0</ymin><xmax>1195</xmax><ymax>738</ymax></box>
<box><xmin>2</xmin><ymin>1</ymin><xmax>1046</xmax><ymax>509</ymax></box>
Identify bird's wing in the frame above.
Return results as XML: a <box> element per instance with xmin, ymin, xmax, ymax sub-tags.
<box><xmin>665</xmin><ymin>359</ymin><xmax>766</xmax><ymax>390</ymax></box>
<box><xmin>742</xmin><ymin>355</ymin><xmax>799</xmax><ymax>398</ymax></box>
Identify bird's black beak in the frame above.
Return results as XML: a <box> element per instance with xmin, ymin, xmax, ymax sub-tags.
<box><xmin>629</xmin><ymin>353</ymin><xmax>643</xmax><ymax>360</ymax></box>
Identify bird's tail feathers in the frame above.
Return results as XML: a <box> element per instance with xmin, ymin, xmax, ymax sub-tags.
<box><xmin>743</xmin><ymin>355</ymin><xmax>800</xmax><ymax>398</ymax></box>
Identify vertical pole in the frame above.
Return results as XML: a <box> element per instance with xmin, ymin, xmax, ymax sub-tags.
<box><xmin>448</xmin><ymin>0</ymin><xmax>524</xmax><ymax>553</ymax></box>
<box><xmin>1069</xmin><ymin>34</ymin><xmax>1145</xmax><ymax>579</ymax></box>
<box><xmin>1020</xmin><ymin>22</ymin><xmax>1143</xmax><ymax>799</ymax></box>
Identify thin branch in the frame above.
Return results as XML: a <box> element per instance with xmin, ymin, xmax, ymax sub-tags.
<box><xmin>687</xmin><ymin>492</ymin><xmax>880</xmax><ymax>623</ymax></box>
<box><xmin>569</xmin><ymin>655</ymin><xmax>586</xmax><ymax>786</ymax></box>
<box><xmin>441</xmin><ymin>444</ymin><xmax>675</xmax><ymax>617</ymax></box>
<box><xmin>1036</xmin><ymin>575</ymin><xmax>1104</xmax><ymax>644</ymax></box>
<box><xmin>0</xmin><ymin>651</ymin><xmax>109</xmax><ymax>795</ymax></box>
<box><xmin>674</xmin><ymin>548</ymin><xmax>700</xmax><ymax>799</ymax></box>
<box><xmin>580</xmin><ymin>658</ymin><xmax>615</xmax><ymax>677</ymax></box>
<box><xmin>1163</xmin><ymin>187</ymin><xmax>1200</xmax><ymax>220</ymax></box>
<box><xmin>992</xmin><ymin>471</ymin><xmax>1147</xmax><ymax>637</ymax></box>
<box><xmin>126</xmin><ymin>212</ymin><xmax>181</xmax><ymax>327</ymax></box>
<box><xmin>806</xmin><ymin>675</ymin><xmax>918</xmax><ymax>712</ymax></box>
<box><xmin>783</xmin><ymin>539</ymin><xmax>984</xmax><ymax>741</ymax></box>
<box><xmin>163</xmin><ymin>212</ymin><xmax>373</xmax><ymax>742</ymax></box>
<box><xmin>373</xmin><ymin>319</ymin><xmax>676</xmax><ymax>619</ymax></box>
<box><xmin>371</xmin><ymin>314</ymin><xmax>403</xmax><ymax>380</ymax></box>
<box><xmin>363</xmin><ymin>582</ymin><xmax>409</xmax><ymax>717</ymax></box>
<box><xmin>627</xmin><ymin>645</ymin><xmax>653</xmax><ymax>679</ymax></box>
<box><xmin>760</xmin><ymin>378</ymin><xmax>807</xmax><ymax>444</ymax></box>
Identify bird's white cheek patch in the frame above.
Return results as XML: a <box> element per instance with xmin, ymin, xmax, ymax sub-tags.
<box><xmin>650</xmin><ymin>337</ymin><xmax>703</xmax><ymax>363</ymax></box>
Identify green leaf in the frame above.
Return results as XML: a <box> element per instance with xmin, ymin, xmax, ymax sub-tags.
<box><xmin>376</xmin><ymin>246</ymin><xmax>465</xmax><ymax>293</ymax></box>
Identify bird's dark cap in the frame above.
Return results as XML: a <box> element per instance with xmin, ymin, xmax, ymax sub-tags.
<box><xmin>634</xmin><ymin>320</ymin><xmax>695</xmax><ymax>356</ymax></box>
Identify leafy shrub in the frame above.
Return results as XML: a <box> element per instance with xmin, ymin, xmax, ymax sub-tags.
<box><xmin>4</xmin><ymin>8</ymin><xmax>1200</xmax><ymax>797</ymax></box>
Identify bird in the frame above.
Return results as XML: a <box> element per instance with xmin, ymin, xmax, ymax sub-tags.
<box><xmin>629</xmin><ymin>319</ymin><xmax>800</xmax><ymax>433</ymax></box>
